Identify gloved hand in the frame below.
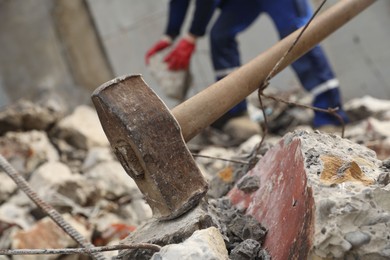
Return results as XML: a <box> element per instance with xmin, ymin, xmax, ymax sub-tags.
<box><xmin>164</xmin><ymin>37</ymin><xmax>196</xmax><ymax>70</ymax></box>
<box><xmin>145</xmin><ymin>38</ymin><xmax>172</xmax><ymax>65</ymax></box>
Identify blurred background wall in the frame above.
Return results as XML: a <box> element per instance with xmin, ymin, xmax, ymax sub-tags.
<box><xmin>0</xmin><ymin>0</ymin><xmax>389</xmax><ymax>111</ymax></box>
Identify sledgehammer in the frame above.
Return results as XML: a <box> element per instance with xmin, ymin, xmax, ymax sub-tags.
<box><xmin>92</xmin><ymin>0</ymin><xmax>375</xmax><ymax>220</ymax></box>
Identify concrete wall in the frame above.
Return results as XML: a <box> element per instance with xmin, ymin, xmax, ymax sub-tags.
<box><xmin>86</xmin><ymin>0</ymin><xmax>390</xmax><ymax>109</ymax></box>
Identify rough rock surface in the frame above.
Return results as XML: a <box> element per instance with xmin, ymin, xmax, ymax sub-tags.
<box><xmin>151</xmin><ymin>227</ymin><xmax>228</xmax><ymax>260</ymax></box>
<box><xmin>229</xmin><ymin>130</ymin><xmax>390</xmax><ymax>259</ymax></box>
<box><xmin>118</xmin><ymin>201</ymin><xmax>216</xmax><ymax>259</ymax></box>
<box><xmin>1</xmin><ymin>95</ymin><xmax>390</xmax><ymax>260</ymax></box>
<box><xmin>0</xmin><ymin>99</ymin><xmax>64</xmax><ymax>135</ymax></box>
<box><xmin>29</xmin><ymin>161</ymin><xmax>101</xmax><ymax>207</ymax></box>
<box><xmin>11</xmin><ymin>214</ymin><xmax>90</xmax><ymax>260</ymax></box>
<box><xmin>345</xmin><ymin>95</ymin><xmax>390</xmax><ymax>122</ymax></box>
<box><xmin>83</xmin><ymin>161</ymin><xmax>141</xmax><ymax>201</ymax></box>
<box><xmin>50</xmin><ymin>105</ymin><xmax>109</xmax><ymax>150</ymax></box>
<box><xmin>0</xmin><ymin>131</ymin><xmax>59</xmax><ymax>177</ymax></box>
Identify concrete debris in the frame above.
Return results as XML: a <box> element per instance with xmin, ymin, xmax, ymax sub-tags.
<box><xmin>0</xmin><ymin>94</ymin><xmax>390</xmax><ymax>260</ymax></box>
<box><xmin>50</xmin><ymin>105</ymin><xmax>109</xmax><ymax>150</ymax></box>
<box><xmin>0</xmin><ymin>103</ymin><xmax>153</xmax><ymax>259</ymax></box>
<box><xmin>29</xmin><ymin>161</ymin><xmax>101</xmax><ymax>207</ymax></box>
<box><xmin>83</xmin><ymin>161</ymin><xmax>142</xmax><ymax>201</ymax></box>
<box><xmin>150</xmin><ymin>227</ymin><xmax>228</xmax><ymax>260</ymax></box>
<box><xmin>81</xmin><ymin>146</ymin><xmax>114</xmax><ymax>171</ymax></box>
<box><xmin>118</xmin><ymin>201</ymin><xmax>216</xmax><ymax>260</ymax></box>
<box><xmin>0</xmin><ymin>172</ymin><xmax>17</xmax><ymax>204</ymax></box>
<box><xmin>229</xmin><ymin>130</ymin><xmax>390</xmax><ymax>259</ymax></box>
<box><xmin>195</xmin><ymin>147</ymin><xmax>236</xmax><ymax>177</ymax></box>
<box><xmin>345</xmin><ymin>95</ymin><xmax>390</xmax><ymax>122</ymax></box>
<box><xmin>236</xmin><ymin>175</ymin><xmax>261</xmax><ymax>193</ymax></box>
<box><xmin>11</xmin><ymin>214</ymin><xmax>90</xmax><ymax>260</ymax></box>
<box><xmin>207</xmin><ymin>198</ymin><xmax>267</xmax><ymax>254</ymax></box>
<box><xmin>230</xmin><ymin>239</ymin><xmax>270</xmax><ymax>260</ymax></box>
<box><xmin>0</xmin><ymin>99</ymin><xmax>64</xmax><ymax>136</ymax></box>
<box><xmin>0</xmin><ymin>203</ymin><xmax>34</xmax><ymax>230</ymax></box>
<box><xmin>222</xmin><ymin>114</ymin><xmax>262</xmax><ymax>143</ymax></box>
<box><xmin>0</xmin><ymin>131</ymin><xmax>59</xmax><ymax>178</ymax></box>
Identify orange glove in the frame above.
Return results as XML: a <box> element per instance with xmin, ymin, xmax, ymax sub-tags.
<box><xmin>164</xmin><ymin>38</ymin><xmax>196</xmax><ymax>70</ymax></box>
<box><xmin>145</xmin><ymin>38</ymin><xmax>171</xmax><ymax>65</ymax></box>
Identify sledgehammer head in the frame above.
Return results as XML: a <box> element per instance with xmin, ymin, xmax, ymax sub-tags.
<box><xmin>91</xmin><ymin>75</ymin><xmax>208</xmax><ymax>220</ymax></box>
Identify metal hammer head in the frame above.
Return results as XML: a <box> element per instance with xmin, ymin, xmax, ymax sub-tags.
<box><xmin>91</xmin><ymin>75</ymin><xmax>208</xmax><ymax>220</ymax></box>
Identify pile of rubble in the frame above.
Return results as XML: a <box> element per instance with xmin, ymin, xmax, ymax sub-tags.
<box><xmin>0</xmin><ymin>92</ymin><xmax>390</xmax><ymax>259</ymax></box>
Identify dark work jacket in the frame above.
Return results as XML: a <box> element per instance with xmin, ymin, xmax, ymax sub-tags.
<box><xmin>165</xmin><ymin>0</ymin><xmax>219</xmax><ymax>39</ymax></box>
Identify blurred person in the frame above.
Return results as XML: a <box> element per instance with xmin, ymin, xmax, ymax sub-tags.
<box><xmin>145</xmin><ymin>0</ymin><xmax>349</xmax><ymax>140</ymax></box>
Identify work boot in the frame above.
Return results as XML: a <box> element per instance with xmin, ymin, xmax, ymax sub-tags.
<box><xmin>312</xmin><ymin>88</ymin><xmax>349</xmax><ymax>128</ymax></box>
<box><xmin>312</xmin><ymin>109</ymin><xmax>349</xmax><ymax>129</ymax></box>
<box><xmin>222</xmin><ymin>114</ymin><xmax>262</xmax><ymax>143</ymax></box>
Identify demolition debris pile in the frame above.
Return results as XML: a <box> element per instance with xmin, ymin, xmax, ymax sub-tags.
<box><xmin>0</xmin><ymin>93</ymin><xmax>390</xmax><ymax>259</ymax></box>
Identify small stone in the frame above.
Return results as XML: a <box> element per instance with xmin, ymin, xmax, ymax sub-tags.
<box><xmin>378</xmin><ymin>172</ymin><xmax>390</xmax><ymax>186</ymax></box>
<box><xmin>84</xmin><ymin>161</ymin><xmax>140</xmax><ymax>200</ymax></box>
<box><xmin>381</xmin><ymin>159</ymin><xmax>390</xmax><ymax>169</ymax></box>
<box><xmin>230</xmin><ymin>239</ymin><xmax>261</xmax><ymax>260</ymax></box>
<box><xmin>237</xmin><ymin>175</ymin><xmax>260</xmax><ymax>193</ymax></box>
<box><xmin>344</xmin><ymin>231</ymin><xmax>371</xmax><ymax>247</ymax></box>
<box><xmin>151</xmin><ymin>227</ymin><xmax>228</xmax><ymax>260</ymax></box>
<box><xmin>29</xmin><ymin>161</ymin><xmax>101</xmax><ymax>206</ymax></box>
<box><xmin>0</xmin><ymin>99</ymin><xmax>63</xmax><ymax>135</ymax></box>
<box><xmin>12</xmin><ymin>214</ymin><xmax>91</xmax><ymax>254</ymax></box>
<box><xmin>82</xmin><ymin>147</ymin><xmax>114</xmax><ymax>171</ymax></box>
<box><xmin>118</xmin><ymin>201</ymin><xmax>216</xmax><ymax>260</ymax></box>
<box><xmin>229</xmin><ymin>215</ymin><xmax>266</xmax><ymax>241</ymax></box>
<box><xmin>0</xmin><ymin>172</ymin><xmax>17</xmax><ymax>203</ymax></box>
<box><xmin>50</xmin><ymin>105</ymin><xmax>109</xmax><ymax>150</ymax></box>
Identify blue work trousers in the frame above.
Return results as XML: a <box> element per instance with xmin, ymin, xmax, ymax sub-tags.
<box><xmin>210</xmin><ymin>0</ymin><xmax>347</xmax><ymax>127</ymax></box>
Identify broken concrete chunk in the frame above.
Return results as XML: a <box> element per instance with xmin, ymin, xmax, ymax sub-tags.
<box><xmin>228</xmin><ymin>130</ymin><xmax>390</xmax><ymax>259</ymax></box>
<box><xmin>82</xmin><ymin>146</ymin><xmax>114</xmax><ymax>171</ymax></box>
<box><xmin>236</xmin><ymin>175</ymin><xmax>260</xmax><ymax>193</ymax></box>
<box><xmin>0</xmin><ymin>203</ymin><xmax>35</xmax><ymax>230</ymax></box>
<box><xmin>229</xmin><ymin>239</ymin><xmax>262</xmax><ymax>260</ymax></box>
<box><xmin>0</xmin><ymin>99</ymin><xmax>64</xmax><ymax>135</ymax></box>
<box><xmin>229</xmin><ymin>214</ymin><xmax>266</xmax><ymax>242</ymax></box>
<box><xmin>118</xmin><ymin>201</ymin><xmax>216</xmax><ymax>260</ymax></box>
<box><xmin>0</xmin><ymin>172</ymin><xmax>17</xmax><ymax>203</ymax></box>
<box><xmin>84</xmin><ymin>161</ymin><xmax>141</xmax><ymax>200</ymax></box>
<box><xmin>195</xmin><ymin>147</ymin><xmax>236</xmax><ymax>176</ymax></box>
<box><xmin>208</xmin><ymin>166</ymin><xmax>238</xmax><ymax>197</ymax></box>
<box><xmin>29</xmin><ymin>161</ymin><xmax>102</xmax><ymax>206</ymax></box>
<box><xmin>119</xmin><ymin>199</ymin><xmax>153</xmax><ymax>226</ymax></box>
<box><xmin>0</xmin><ymin>131</ymin><xmax>58</xmax><ymax>177</ymax></box>
<box><xmin>11</xmin><ymin>214</ymin><xmax>90</xmax><ymax>260</ymax></box>
<box><xmin>150</xmin><ymin>227</ymin><xmax>228</xmax><ymax>260</ymax></box>
<box><xmin>345</xmin><ymin>95</ymin><xmax>390</xmax><ymax>122</ymax></box>
<box><xmin>50</xmin><ymin>105</ymin><xmax>109</xmax><ymax>150</ymax></box>
<box><xmin>344</xmin><ymin>231</ymin><xmax>371</xmax><ymax>247</ymax></box>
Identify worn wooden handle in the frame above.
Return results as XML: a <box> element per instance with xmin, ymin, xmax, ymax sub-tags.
<box><xmin>172</xmin><ymin>0</ymin><xmax>376</xmax><ymax>141</ymax></box>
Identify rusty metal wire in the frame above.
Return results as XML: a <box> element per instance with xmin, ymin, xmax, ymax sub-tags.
<box><xmin>0</xmin><ymin>243</ymin><xmax>161</xmax><ymax>256</ymax></box>
<box><xmin>192</xmin><ymin>153</ymin><xmax>255</xmax><ymax>165</ymax></box>
<box><xmin>252</xmin><ymin>0</ymin><xmax>337</xmax><ymax>161</ymax></box>
<box><xmin>261</xmin><ymin>93</ymin><xmax>345</xmax><ymax>137</ymax></box>
<box><xmin>0</xmin><ymin>154</ymin><xmax>106</xmax><ymax>260</ymax></box>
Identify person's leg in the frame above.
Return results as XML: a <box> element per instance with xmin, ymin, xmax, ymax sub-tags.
<box><xmin>210</xmin><ymin>0</ymin><xmax>262</xmax><ymax>129</ymax></box>
<box><xmin>266</xmin><ymin>0</ymin><xmax>349</xmax><ymax>128</ymax></box>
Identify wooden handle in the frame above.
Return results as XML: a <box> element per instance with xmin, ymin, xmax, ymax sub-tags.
<box><xmin>172</xmin><ymin>0</ymin><xmax>375</xmax><ymax>141</ymax></box>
